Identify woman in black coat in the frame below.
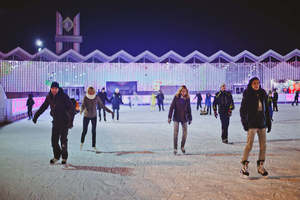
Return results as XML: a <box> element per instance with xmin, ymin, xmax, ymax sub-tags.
<box><xmin>168</xmin><ymin>85</ymin><xmax>192</xmax><ymax>155</ymax></box>
<box><xmin>240</xmin><ymin>77</ymin><xmax>272</xmax><ymax>177</ymax></box>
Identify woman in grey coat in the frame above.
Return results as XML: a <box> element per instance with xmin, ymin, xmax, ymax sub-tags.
<box><xmin>80</xmin><ymin>86</ymin><xmax>113</xmax><ymax>151</ymax></box>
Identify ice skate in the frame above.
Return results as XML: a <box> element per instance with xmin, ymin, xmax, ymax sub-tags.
<box><xmin>240</xmin><ymin>160</ymin><xmax>249</xmax><ymax>178</ymax></box>
<box><xmin>257</xmin><ymin>160</ymin><xmax>268</xmax><ymax>177</ymax></box>
<box><xmin>50</xmin><ymin>158</ymin><xmax>59</xmax><ymax>165</ymax></box>
<box><xmin>61</xmin><ymin>159</ymin><xmax>67</xmax><ymax>165</ymax></box>
<box><xmin>80</xmin><ymin>143</ymin><xmax>83</xmax><ymax>151</ymax></box>
<box><xmin>173</xmin><ymin>149</ymin><xmax>177</xmax><ymax>155</ymax></box>
<box><xmin>181</xmin><ymin>147</ymin><xmax>186</xmax><ymax>154</ymax></box>
<box><xmin>93</xmin><ymin>147</ymin><xmax>98</xmax><ymax>152</ymax></box>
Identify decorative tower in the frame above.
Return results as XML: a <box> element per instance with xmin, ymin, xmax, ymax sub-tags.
<box><xmin>55</xmin><ymin>11</ymin><xmax>82</xmax><ymax>54</ymax></box>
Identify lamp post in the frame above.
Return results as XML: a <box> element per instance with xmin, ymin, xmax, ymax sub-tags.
<box><xmin>35</xmin><ymin>39</ymin><xmax>43</xmax><ymax>52</ymax></box>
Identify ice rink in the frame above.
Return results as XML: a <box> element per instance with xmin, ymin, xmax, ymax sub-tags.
<box><xmin>0</xmin><ymin>104</ymin><xmax>300</xmax><ymax>200</ymax></box>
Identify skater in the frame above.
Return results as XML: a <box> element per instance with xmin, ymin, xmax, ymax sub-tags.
<box><xmin>193</xmin><ymin>91</ymin><xmax>202</xmax><ymax>110</ymax></box>
<box><xmin>33</xmin><ymin>82</ymin><xmax>75</xmax><ymax>165</ymax></box>
<box><xmin>96</xmin><ymin>87</ymin><xmax>110</xmax><ymax>121</ymax></box>
<box><xmin>267</xmin><ymin>91</ymin><xmax>273</xmax><ymax>121</ymax></box>
<box><xmin>110</xmin><ymin>88</ymin><xmax>123</xmax><ymax>120</ymax></box>
<box><xmin>240</xmin><ymin>77</ymin><xmax>272</xmax><ymax>177</ymax></box>
<box><xmin>26</xmin><ymin>94</ymin><xmax>35</xmax><ymax>120</ymax></box>
<box><xmin>151</xmin><ymin>92</ymin><xmax>156</xmax><ymax>111</ymax></box>
<box><xmin>168</xmin><ymin>85</ymin><xmax>192</xmax><ymax>155</ymax></box>
<box><xmin>205</xmin><ymin>92</ymin><xmax>212</xmax><ymax>115</ymax></box>
<box><xmin>292</xmin><ymin>90</ymin><xmax>299</xmax><ymax>106</ymax></box>
<box><xmin>156</xmin><ymin>90</ymin><xmax>165</xmax><ymax>111</ymax></box>
<box><xmin>213</xmin><ymin>83</ymin><xmax>234</xmax><ymax>144</ymax></box>
<box><xmin>272</xmin><ymin>89</ymin><xmax>278</xmax><ymax>111</ymax></box>
<box><xmin>80</xmin><ymin>86</ymin><xmax>113</xmax><ymax>151</ymax></box>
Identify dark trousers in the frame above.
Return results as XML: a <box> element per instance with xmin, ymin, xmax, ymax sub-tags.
<box><xmin>81</xmin><ymin>117</ymin><xmax>97</xmax><ymax>147</ymax></box>
<box><xmin>158</xmin><ymin>102</ymin><xmax>164</xmax><ymax>111</ymax></box>
<box><xmin>27</xmin><ymin>107</ymin><xmax>33</xmax><ymax>119</ymax></box>
<box><xmin>292</xmin><ymin>98</ymin><xmax>298</xmax><ymax>106</ymax></box>
<box><xmin>98</xmin><ymin>108</ymin><xmax>106</xmax><ymax>121</ymax></box>
<box><xmin>196</xmin><ymin>101</ymin><xmax>202</xmax><ymax>110</ymax></box>
<box><xmin>273</xmin><ymin>101</ymin><xmax>278</xmax><ymax>111</ymax></box>
<box><xmin>112</xmin><ymin>109</ymin><xmax>119</xmax><ymax>120</ymax></box>
<box><xmin>206</xmin><ymin>105</ymin><xmax>211</xmax><ymax>115</ymax></box>
<box><xmin>220</xmin><ymin>113</ymin><xmax>230</xmax><ymax>140</ymax></box>
<box><xmin>52</xmin><ymin>126</ymin><xmax>68</xmax><ymax>160</ymax></box>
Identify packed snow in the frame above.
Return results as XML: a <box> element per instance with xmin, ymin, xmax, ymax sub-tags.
<box><xmin>0</xmin><ymin>104</ymin><xmax>300</xmax><ymax>200</ymax></box>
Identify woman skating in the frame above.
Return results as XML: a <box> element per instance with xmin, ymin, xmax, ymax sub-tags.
<box><xmin>80</xmin><ymin>86</ymin><xmax>113</xmax><ymax>151</ymax></box>
<box><xmin>168</xmin><ymin>85</ymin><xmax>192</xmax><ymax>155</ymax></box>
<box><xmin>240</xmin><ymin>77</ymin><xmax>272</xmax><ymax>177</ymax></box>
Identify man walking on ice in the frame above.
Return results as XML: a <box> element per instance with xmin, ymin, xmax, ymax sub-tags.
<box><xmin>33</xmin><ymin>82</ymin><xmax>75</xmax><ymax>165</ymax></box>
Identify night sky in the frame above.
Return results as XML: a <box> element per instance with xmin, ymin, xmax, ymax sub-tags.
<box><xmin>0</xmin><ymin>0</ymin><xmax>299</xmax><ymax>56</ymax></box>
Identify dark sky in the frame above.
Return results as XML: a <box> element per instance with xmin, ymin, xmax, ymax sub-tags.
<box><xmin>0</xmin><ymin>0</ymin><xmax>299</xmax><ymax>56</ymax></box>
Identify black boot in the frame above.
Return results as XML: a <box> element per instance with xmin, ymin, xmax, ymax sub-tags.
<box><xmin>257</xmin><ymin>160</ymin><xmax>268</xmax><ymax>177</ymax></box>
<box><xmin>240</xmin><ymin>160</ymin><xmax>249</xmax><ymax>177</ymax></box>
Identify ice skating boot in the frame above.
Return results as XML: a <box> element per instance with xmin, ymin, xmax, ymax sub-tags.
<box><xmin>80</xmin><ymin>143</ymin><xmax>83</xmax><ymax>151</ymax></box>
<box><xmin>257</xmin><ymin>160</ymin><xmax>268</xmax><ymax>177</ymax></box>
<box><xmin>50</xmin><ymin>158</ymin><xmax>59</xmax><ymax>165</ymax></box>
<box><xmin>173</xmin><ymin>149</ymin><xmax>177</xmax><ymax>155</ymax></box>
<box><xmin>181</xmin><ymin>147</ymin><xmax>186</xmax><ymax>154</ymax></box>
<box><xmin>240</xmin><ymin>160</ymin><xmax>249</xmax><ymax>177</ymax></box>
<box><xmin>61</xmin><ymin>159</ymin><xmax>67</xmax><ymax>165</ymax></box>
<box><xmin>93</xmin><ymin>147</ymin><xmax>98</xmax><ymax>152</ymax></box>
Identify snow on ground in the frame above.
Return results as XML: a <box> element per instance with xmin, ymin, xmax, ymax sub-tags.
<box><xmin>0</xmin><ymin>104</ymin><xmax>300</xmax><ymax>200</ymax></box>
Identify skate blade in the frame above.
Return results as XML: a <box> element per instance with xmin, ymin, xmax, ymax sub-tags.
<box><xmin>240</xmin><ymin>174</ymin><xmax>250</xmax><ymax>179</ymax></box>
<box><xmin>62</xmin><ymin>164</ymin><xmax>76</xmax><ymax>170</ymax></box>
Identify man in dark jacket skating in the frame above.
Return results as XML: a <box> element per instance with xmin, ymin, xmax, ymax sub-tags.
<box><xmin>33</xmin><ymin>82</ymin><xmax>75</xmax><ymax>165</ymax></box>
<box><xmin>156</xmin><ymin>90</ymin><xmax>165</xmax><ymax>111</ymax></box>
<box><xmin>272</xmin><ymin>89</ymin><xmax>278</xmax><ymax>111</ymax></box>
<box><xmin>213</xmin><ymin>83</ymin><xmax>234</xmax><ymax>144</ymax></box>
<box><xmin>292</xmin><ymin>90</ymin><xmax>299</xmax><ymax>106</ymax></box>
<box><xmin>193</xmin><ymin>91</ymin><xmax>202</xmax><ymax>110</ymax></box>
<box><xmin>26</xmin><ymin>94</ymin><xmax>35</xmax><ymax>120</ymax></box>
<box><xmin>97</xmin><ymin>87</ymin><xmax>110</xmax><ymax>121</ymax></box>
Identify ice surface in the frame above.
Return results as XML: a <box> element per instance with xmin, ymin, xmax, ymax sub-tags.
<box><xmin>0</xmin><ymin>104</ymin><xmax>300</xmax><ymax>200</ymax></box>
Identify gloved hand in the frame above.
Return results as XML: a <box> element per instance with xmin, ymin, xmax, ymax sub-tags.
<box><xmin>228</xmin><ymin>109</ymin><xmax>232</xmax><ymax>117</ymax></box>
<box><xmin>168</xmin><ymin>118</ymin><xmax>171</xmax><ymax>124</ymax></box>
<box><xmin>214</xmin><ymin>111</ymin><xmax>218</xmax><ymax>118</ymax></box>
<box><xmin>188</xmin><ymin>120</ymin><xmax>192</xmax><ymax>125</ymax></box>
<box><xmin>32</xmin><ymin>116</ymin><xmax>37</xmax><ymax>124</ymax></box>
<box><xmin>267</xmin><ymin>125</ymin><xmax>271</xmax><ymax>133</ymax></box>
<box><xmin>243</xmin><ymin>125</ymin><xmax>248</xmax><ymax>131</ymax></box>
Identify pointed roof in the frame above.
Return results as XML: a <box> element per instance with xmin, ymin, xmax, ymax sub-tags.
<box><xmin>32</xmin><ymin>48</ymin><xmax>59</xmax><ymax>61</ymax></box>
<box><xmin>208</xmin><ymin>50</ymin><xmax>234</xmax><ymax>63</ymax></box>
<box><xmin>109</xmin><ymin>50</ymin><xmax>135</xmax><ymax>63</ymax></box>
<box><xmin>4</xmin><ymin>47</ymin><xmax>33</xmax><ymax>60</ymax></box>
<box><xmin>284</xmin><ymin>49</ymin><xmax>300</xmax><ymax>61</ymax></box>
<box><xmin>159</xmin><ymin>50</ymin><xmax>184</xmax><ymax>63</ymax></box>
<box><xmin>84</xmin><ymin>50</ymin><xmax>110</xmax><ymax>62</ymax></box>
<box><xmin>184</xmin><ymin>50</ymin><xmax>209</xmax><ymax>63</ymax></box>
<box><xmin>58</xmin><ymin>49</ymin><xmax>85</xmax><ymax>62</ymax></box>
<box><xmin>0</xmin><ymin>51</ymin><xmax>4</xmax><ymax>59</ymax></box>
<box><xmin>259</xmin><ymin>49</ymin><xmax>283</xmax><ymax>62</ymax></box>
<box><xmin>234</xmin><ymin>50</ymin><xmax>259</xmax><ymax>62</ymax></box>
<box><xmin>134</xmin><ymin>50</ymin><xmax>160</xmax><ymax>63</ymax></box>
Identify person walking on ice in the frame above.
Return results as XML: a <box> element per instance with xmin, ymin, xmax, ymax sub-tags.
<box><xmin>168</xmin><ymin>85</ymin><xmax>192</xmax><ymax>155</ymax></box>
<box><xmin>110</xmin><ymin>88</ymin><xmax>123</xmax><ymax>120</ymax></box>
<box><xmin>80</xmin><ymin>86</ymin><xmax>113</xmax><ymax>151</ymax></box>
<box><xmin>240</xmin><ymin>77</ymin><xmax>272</xmax><ymax>178</ymax></box>
<box><xmin>33</xmin><ymin>82</ymin><xmax>75</xmax><ymax>165</ymax></box>
<box><xmin>213</xmin><ymin>83</ymin><xmax>234</xmax><ymax>144</ymax></box>
<box><xmin>26</xmin><ymin>94</ymin><xmax>35</xmax><ymax>120</ymax></box>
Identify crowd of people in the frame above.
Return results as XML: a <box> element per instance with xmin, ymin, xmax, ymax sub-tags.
<box><xmin>29</xmin><ymin>78</ymin><xmax>300</xmax><ymax>178</ymax></box>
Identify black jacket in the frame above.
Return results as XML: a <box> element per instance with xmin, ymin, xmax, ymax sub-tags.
<box><xmin>213</xmin><ymin>91</ymin><xmax>234</xmax><ymax>114</ymax></box>
<box><xmin>97</xmin><ymin>91</ymin><xmax>109</xmax><ymax>105</ymax></box>
<box><xmin>240</xmin><ymin>86</ymin><xmax>271</xmax><ymax>130</ymax></box>
<box><xmin>34</xmin><ymin>88</ymin><xmax>75</xmax><ymax>129</ymax></box>
<box><xmin>26</xmin><ymin>97</ymin><xmax>35</xmax><ymax>108</ymax></box>
<box><xmin>156</xmin><ymin>93</ymin><xmax>164</xmax><ymax>103</ymax></box>
<box><xmin>168</xmin><ymin>96</ymin><xmax>192</xmax><ymax>123</ymax></box>
<box><xmin>273</xmin><ymin>91</ymin><xmax>278</xmax><ymax>101</ymax></box>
